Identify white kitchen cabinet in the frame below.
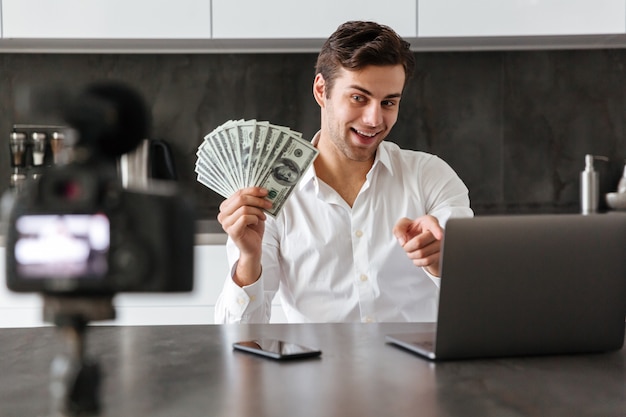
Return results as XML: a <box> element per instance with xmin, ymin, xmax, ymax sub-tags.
<box><xmin>212</xmin><ymin>0</ymin><xmax>417</xmax><ymax>39</ymax></box>
<box><xmin>112</xmin><ymin>244</ymin><xmax>286</xmax><ymax>325</ymax></box>
<box><xmin>418</xmin><ymin>0</ymin><xmax>625</xmax><ymax>37</ymax></box>
<box><xmin>1</xmin><ymin>0</ymin><xmax>626</xmax><ymax>57</ymax></box>
<box><xmin>1</xmin><ymin>0</ymin><xmax>212</xmax><ymax>39</ymax></box>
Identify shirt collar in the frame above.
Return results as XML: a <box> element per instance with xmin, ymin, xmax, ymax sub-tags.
<box><xmin>373</xmin><ymin>140</ymin><xmax>394</xmax><ymax>176</ymax></box>
<box><xmin>299</xmin><ymin>131</ymin><xmax>395</xmax><ymax>191</ymax></box>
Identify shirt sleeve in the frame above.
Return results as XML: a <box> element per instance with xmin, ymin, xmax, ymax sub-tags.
<box><xmin>214</xmin><ymin>221</ymin><xmax>282</xmax><ymax>324</ymax></box>
<box><xmin>421</xmin><ymin>155</ymin><xmax>474</xmax><ymax>226</ymax></box>
<box><xmin>419</xmin><ymin>155</ymin><xmax>472</xmax><ymax>288</ymax></box>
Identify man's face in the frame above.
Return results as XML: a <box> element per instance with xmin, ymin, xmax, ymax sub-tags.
<box><xmin>315</xmin><ymin>64</ymin><xmax>405</xmax><ymax>163</ymax></box>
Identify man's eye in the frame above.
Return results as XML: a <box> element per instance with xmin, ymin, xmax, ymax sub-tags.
<box><xmin>382</xmin><ymin>100</ymin><xmax>397</xmax><ymax>107</ymax></box>
<box><xmin>351</xmin><ymin>95</ymin><xmax>364</xmax><ymax>102</ymax></box>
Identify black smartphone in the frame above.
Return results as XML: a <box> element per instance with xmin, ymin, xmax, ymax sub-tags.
<box><xmin>233</xmin><ymin>339</ymin><xmax>322</xmax><ymax>360</ymax></box>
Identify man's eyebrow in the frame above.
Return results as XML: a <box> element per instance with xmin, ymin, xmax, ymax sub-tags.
<box><xmin>348</xmin><ymin>85</ymin><xmax>402</xmax><ymax>99</ymax></box>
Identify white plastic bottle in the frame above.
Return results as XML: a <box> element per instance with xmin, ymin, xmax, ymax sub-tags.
<box><xmin>580</xmin><ymin>154</ymin><xmax>608</xmax><ymax>215</ymax></box>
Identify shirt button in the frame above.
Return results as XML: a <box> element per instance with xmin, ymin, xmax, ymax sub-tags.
<box><xmin>355</xmin><ymin>230</ymin><xmax>363</xmax><ymax>238</ymax></box>
<box><xmin>360</xmin><ymin>274</ymin><xmax>368</xmax><ymax>282</ymax></box>
<box><xmin>250</xmin><ymin>295</ymin><xmax>256</xmax><ymax>302</ymax></box>
<box><xmin>237</xmin><ymin>298</ymin><xmax>245</xmax><ymax>305</ymax></box>
<box><xmin>363</xmin><ymin>317</ymin><xmax>374</xmax><ymax>323</ymax></box>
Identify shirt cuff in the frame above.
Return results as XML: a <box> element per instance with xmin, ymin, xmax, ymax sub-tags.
<box><xmin>422</xmin><ymin>267</ymin><xmax>441</xmax><ymax>288</ymax></box>
<box><xmin>223</xmin><ymin>261</ymin><xmax>264</xmax><ymax>316</ymax></box>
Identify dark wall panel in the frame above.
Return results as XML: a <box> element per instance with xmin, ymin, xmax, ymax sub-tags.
<box><xmin>1</xmin><ymin>50</ymin><xmax>625</xmax><ymax>219</ymax></box>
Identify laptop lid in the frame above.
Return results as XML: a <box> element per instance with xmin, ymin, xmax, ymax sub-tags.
<box><xmin>388</xmin><ymin>214</ymin><xmax>626</xmax><ymax>360</ymax></box>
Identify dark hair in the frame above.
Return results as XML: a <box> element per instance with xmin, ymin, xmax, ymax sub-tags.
<box><xmin>315</xmin><ymin>21</ymin><xmax>415</xmax><ymax>97</ymax></box>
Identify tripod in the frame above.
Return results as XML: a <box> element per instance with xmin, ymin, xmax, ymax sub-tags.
<box><xmin>43</xmin><ymin>295</ymin><xmax>115</xmax><ymax>417</ymax></box>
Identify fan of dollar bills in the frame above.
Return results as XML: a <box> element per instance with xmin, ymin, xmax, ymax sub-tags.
<box><xmin>195</xmin><ymin>119</ymin><xmax>319</xmax><ymax>216</ymax></box>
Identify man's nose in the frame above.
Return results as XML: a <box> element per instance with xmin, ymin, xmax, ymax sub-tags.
<box><xmin>362</xmin><ymin>103</ymin><xmax>383</xmax><ymax>126</ymax></box>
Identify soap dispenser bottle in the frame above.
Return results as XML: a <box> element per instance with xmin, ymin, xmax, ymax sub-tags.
<box><xmin>580</xmin><ymin>154</ymin><xmax>608</xmax><ymax>215</ymax></box>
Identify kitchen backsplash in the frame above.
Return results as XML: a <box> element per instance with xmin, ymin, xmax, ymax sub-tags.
<box><xmin>1</xmin><ymin>50</ymin><xmax>626</xmax><ymax>219</ymax></box>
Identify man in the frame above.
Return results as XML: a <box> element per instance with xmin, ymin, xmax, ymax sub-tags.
<box><xmin>215</xmin><ymin>21</ymin><xmax>473</xmax><ymax>323</ymax></box>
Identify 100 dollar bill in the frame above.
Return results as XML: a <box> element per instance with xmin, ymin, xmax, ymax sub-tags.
<box><xmin>256</xmin><ymin>133</ymin><xmax>318</xmax><ymax>216</ymax></box>
<box><xmin>196</xmin><ymin>120</ymin><xmax>318</xmax><ymax>216</ymax></box>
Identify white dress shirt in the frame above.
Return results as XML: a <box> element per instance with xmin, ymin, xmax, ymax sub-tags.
<box><xmin>215</xmin><ymin>136</ymin><xmax>473</xmax><ymax>323</ymax></box>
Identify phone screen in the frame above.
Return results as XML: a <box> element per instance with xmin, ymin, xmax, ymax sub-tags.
<box><xmin>233</xmin><ymin>339</ymin><xmax>321</xmax><ymax>360</ymax></box>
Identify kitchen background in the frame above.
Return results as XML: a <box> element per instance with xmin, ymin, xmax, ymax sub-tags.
<box><xmin>2</xmin><ymin>49</ymin><xmax>626</xmax><ymax>219</ymax></box>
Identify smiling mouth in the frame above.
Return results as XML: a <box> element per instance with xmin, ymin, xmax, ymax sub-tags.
<box><xmin>352</xmin><ymin>128</ymin><xmax>379</xmax><ymax>138</ymax></box>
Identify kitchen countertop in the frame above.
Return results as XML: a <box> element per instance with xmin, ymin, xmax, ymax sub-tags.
<box><xmin>1</xmin><ymin>323</ymin><xmax>624</xmax><ymax>417</ymax></box>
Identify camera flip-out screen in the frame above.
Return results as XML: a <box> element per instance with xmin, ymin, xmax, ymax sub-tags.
<box><xmin>14</xmin><ymin>214</ymin><xmax>110</xmax><ymax>280</ymax></box>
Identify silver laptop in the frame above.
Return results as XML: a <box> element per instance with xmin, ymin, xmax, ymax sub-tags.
<box><xmin>386</xmin><ymin>214</ymin><xmax>626</xmax><ymax>360</ymax></box>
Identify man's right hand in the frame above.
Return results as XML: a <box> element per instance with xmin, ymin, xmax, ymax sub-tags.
<box><xmin>217</xmin><ymin>187</ymin><xmax>273</xmax><ymax>287</ymax></box>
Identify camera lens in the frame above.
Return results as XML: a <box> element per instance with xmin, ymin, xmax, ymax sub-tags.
<box><xmin>54</xmin><ymin>179</ymin><xmax>83</xmax><ymax>201</ymax></box>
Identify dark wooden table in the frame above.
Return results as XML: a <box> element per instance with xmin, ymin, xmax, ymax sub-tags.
<box><xmin>1</xmin><ymin>323</ymin><xmax>624</xmax><ymax>417</ymax></box>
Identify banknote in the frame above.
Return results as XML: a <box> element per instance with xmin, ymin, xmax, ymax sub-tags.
<box><xmin>256</xmin><ymin>133</ymin><xmax>319</xmax><ymax>216</ymax></box>
<box><xmin>195</xmin><ymin>119</ymin><xmax>318</xmax><ymax>216</ymax></box>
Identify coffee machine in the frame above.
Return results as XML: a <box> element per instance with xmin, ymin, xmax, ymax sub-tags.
<box><xmin>9</xmin><ymin>125</ymin><xmax>70</xmax><ymax>192</ymax></box>
<box><xmin>9</xmin><ymin>125</ymin><xmax>177</xmax><ymax>195</ymax></box>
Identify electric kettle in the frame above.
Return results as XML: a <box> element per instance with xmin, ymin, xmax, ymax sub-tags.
<box><xmin>118</xmin><ymin>139</ymin><xmax>177</xmax><ymax>189</ymax></box>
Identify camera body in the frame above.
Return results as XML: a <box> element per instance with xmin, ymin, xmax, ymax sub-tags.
<box><xmin>5</xmin><ymin>161</ymin><xmax>194</xmax><ymax>295</ymax></box>
<box><xmin>5</xmin><ymin>80</ymin><xmax>195</xmax><ymax>296</ymax></box>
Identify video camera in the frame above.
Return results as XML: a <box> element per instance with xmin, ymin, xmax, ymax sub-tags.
<box><xmin>4</xmin><ymin>81</ymin><xmax>194</xmax><ymax>295</ymax></box>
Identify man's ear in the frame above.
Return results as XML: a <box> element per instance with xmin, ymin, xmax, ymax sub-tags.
<box><xmin>313</xmin><ymin>73</ymin><xmax>326</xmax><ymax>108</ymax></box>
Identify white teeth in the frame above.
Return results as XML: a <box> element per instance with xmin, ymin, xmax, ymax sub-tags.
<box><xmin>355</xmin><ymin>129</ymin><xmax>376</xmax><ymax>137</ymax></box>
